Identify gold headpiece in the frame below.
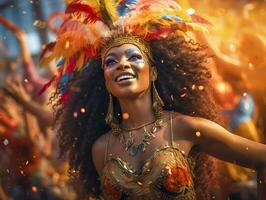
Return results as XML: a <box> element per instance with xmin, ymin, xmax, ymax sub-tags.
<box><xmin>39</xmin><ymin>0</ymin><xmax>210</xmax><ymax>104</ymax></box>
<box><xmin>101</xmin><ymin>35</ymin><xmax>154</xmax><ymax>64</ymax></box>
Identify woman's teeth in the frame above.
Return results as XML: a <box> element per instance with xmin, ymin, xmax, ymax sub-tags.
<box><xmin>117</xmin><ymin>75</ymin><xmax>135</xmax><ymax>82</ymax></box>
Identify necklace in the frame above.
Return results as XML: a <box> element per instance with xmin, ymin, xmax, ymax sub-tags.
<box><xmin>119</xmin><ymin>118</ymin><xmax>164</xmax><ymax>156</ymax></box>
<box><xmin>121</xmin><ymin>119</ymin><xmax>157</xmax><ymax>132</ymax></box>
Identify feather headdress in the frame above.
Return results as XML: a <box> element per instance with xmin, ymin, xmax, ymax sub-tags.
<box><xmin>40</xmin><ymin>0</ymin><xmax>210</xmax><ymax>103</ymax></box>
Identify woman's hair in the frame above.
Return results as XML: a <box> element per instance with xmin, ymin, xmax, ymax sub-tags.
<box><xmin>54</xmin><ymin>33</ymin><xmax>220</xmax><ymax>199</ymax></box>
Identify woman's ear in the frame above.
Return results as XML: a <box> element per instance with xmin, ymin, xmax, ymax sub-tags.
<box><xmin>151</xmin><ymin>66</ymin><xmax>158</xmax><ymax>81</ymax></box>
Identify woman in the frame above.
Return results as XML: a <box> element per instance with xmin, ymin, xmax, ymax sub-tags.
<box><xmin>41</xmin><ymin>0</ymin><xmax>266</xmax><ymax>199</ymax></box>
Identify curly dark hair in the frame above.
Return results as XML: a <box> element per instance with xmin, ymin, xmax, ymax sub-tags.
<box><xmin>54</xmin><ymin>33</ymin><xmax>220</xmax><ymax>199</ymax></box>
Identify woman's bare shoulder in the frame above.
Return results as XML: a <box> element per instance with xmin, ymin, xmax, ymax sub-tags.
<box><xmin>169</xmin><ymin>111</ymin><xmax>197</xmax><ymax>139</ymax></box>
<box><xmin>167</xmin><ymin>111</ymin><xmax>195</xmax><ymax>127</ymax></box>
<box><xmin>92</xmin><ymin>131</ymin><xmax>112</xmax><ymax>175</ymax></box>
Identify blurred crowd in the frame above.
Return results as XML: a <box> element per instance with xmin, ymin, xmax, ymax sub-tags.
<box><xmin>0</xmin><ymin>0</ymin><xmax>266</xmax><ymax>200</ymax></box>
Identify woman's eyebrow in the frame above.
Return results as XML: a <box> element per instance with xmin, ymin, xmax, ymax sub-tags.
<box><xmin>105</xmin><ymin>52</ymin><xmax>116</xmax><ymax>58</ymax></box>
<box><xmin>125</xmin><ymin>48</ymin><xmax>140</xmax><ymax>55</ymax></box>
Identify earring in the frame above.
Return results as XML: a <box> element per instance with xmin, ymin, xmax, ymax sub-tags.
<box><xmin>152</xmin><ymin>81</ymin><xmax>164</xmax><ymax>119</ymax></box>
<box><xmin>105</xmin><ymin>94</ymin><xmax>121</xmax><ymax>136</ymax></box>
<box><xmin>105</xmin><ymin>93</ymin><xmax>114</xmax><ymax>124</ymax></box>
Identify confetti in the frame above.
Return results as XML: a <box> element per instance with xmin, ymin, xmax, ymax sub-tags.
<box><xmin>180</xmin><ymin>93</ymin><xmax>187</xmax><ymax>98</ymax></box>
<box><xmin>198</xmin><ymin>85</ymin><xmax>204</xmax><ymax>90</ymax></box>
<box><xmin>186</xmin><ymin>8</ymin><xmax>195</xmax><ymax>15</ymax></box>
<box><xmin>65</xmin><ymin>41</ymin><xmax>70</xmax><ymax>49</ymax></box>
<box><xmin>195</xmin><ymin>131</ymin><xmax>201</xmax><ymax>137</ymax></box>
<box><xmin>33</xmin><ymin>20</ymin><xmax>46</xmax><ymax>29</ymax></box>
<box><xmin>229</xmin><ymin>44</ymin><xmax>235</xmax><ymax>52</ymax></box>
<box><xmin>73</xmin><ymin>112</ymin><xmax>78</xmax><ymax>118</ymax></box>
<box><xmin>170</xmin><ymin>95</ymin><xmax>174</xmax><ymax>101</ymax></box>
<box><xmin>3</xmin><ymin>139</ymin><xmax>8</xmax><ymax>146</ymax></box>
<box><xmin>122</xmin><ymin>113</ymin><xmax>129</xmax><ymax>120</ymax></box>
<box><xmin>80</xmin><ymin>108</ymin><xmax>86</xmax><ymax>113</ymax></box>
<box><xmin>32</xmin><ymin>186</ymin><xmax>37</xmax><ymax>192</ymax></box>
<box><xmin>248</xmin><ymin>63</ymin><xmax>254</xmax><ymax>70</ymax></box>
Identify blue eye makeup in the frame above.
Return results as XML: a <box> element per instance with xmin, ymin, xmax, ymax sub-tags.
<box><xmin>129</xmin><ymin>53</ymin><xmax>142</xmax><ymax>61</ymax></box>
<box><xmin>105</xmin><ymin>57</ymin><xmax>117</xmax><ymax>67</ymax></box>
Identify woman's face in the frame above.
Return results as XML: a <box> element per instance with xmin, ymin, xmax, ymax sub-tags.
<box><xmin>103</xmin><ymin>44</ymin><xmax>156</xmax><ymax>98</ymax></box>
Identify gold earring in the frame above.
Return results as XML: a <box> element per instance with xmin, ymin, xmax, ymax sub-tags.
<box><xmin>105</xmin><ymin>93</ymin><xmax>114</xmax><ymax>124</ymax></box>
<box><xmin>152</xmin><ymin>81</ymin><xmax>164</xmax><ymax>119</ymax></box>
<box><xmin>105</xmin><ymin>94</ymin><xmax>121</xmax><ymax>136</ymax></box>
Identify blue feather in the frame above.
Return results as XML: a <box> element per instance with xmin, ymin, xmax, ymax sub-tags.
<box><xmin>117</xmin><ymin>0</ymin><xmax>137</xmax><ymax>16</ymax></box>
<box><xmin>228</xmin><ymin>93</ymin><xmax>255</xmax><ymax>130</ymax></box>
<box><xmin>161</xmin><ymin>14</ymin><xmax>183</xmax><ymax>23</ymax></box>
<box><xmin>56</xmin><ymin>59</ymin><xmax>65</xmax><ymax>67</ymax></box>
<box><xmin>60</xmin><ymin>73</ymin><xmax>71</xmax><ymax>93</ymax></box>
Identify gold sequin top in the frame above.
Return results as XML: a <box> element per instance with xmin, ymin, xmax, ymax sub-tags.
<box><xmin>100</xmin><ymin>113</ymin><xmax>196</xmax><ymax>200</ymax></box>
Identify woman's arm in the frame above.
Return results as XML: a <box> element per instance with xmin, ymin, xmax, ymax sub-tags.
<box><xmin>187</xmin><ymin>117</ymin><xmax>266</xmax><ymax>169</ymax></box>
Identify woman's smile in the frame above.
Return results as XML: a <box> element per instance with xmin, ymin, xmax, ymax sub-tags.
<box><xmin>103</xmin><ymin>43</ymin><xmax>156</xmax><ymax>98</ymax></box>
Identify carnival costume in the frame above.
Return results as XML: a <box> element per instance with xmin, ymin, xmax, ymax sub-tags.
<box><xmin>40</xmin><ymin>0</ymin><xmax>210</xmax><ymax>199</ymax></box>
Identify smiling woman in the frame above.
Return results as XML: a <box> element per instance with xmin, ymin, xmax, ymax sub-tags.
<box><xmin>103</xmin><ymin>43</ymin><xmax>154</xmax><ymax>99</ymax></box>
<box><xmin>41</xmin><ymin>0</ymin><xmax>266</xmax><ymax>199</ymax></box>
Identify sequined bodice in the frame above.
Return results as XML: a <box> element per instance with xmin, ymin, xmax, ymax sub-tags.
<box><xmin>100</xmin><ymin>145</ymin><xmax>196</xmax><ymax>200</ymax></box>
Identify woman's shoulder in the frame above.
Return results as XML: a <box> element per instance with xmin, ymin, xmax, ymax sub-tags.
<box><xmin>166</xmin><ymin>111</ymin><xmax>198</xmax><ymax>137</ymax></box>
<box><xmin>165</xmin><ymin>111</ymin><xmax>195</xmax><ymax>127</ymax></box>
<box><xmin>92</xmin><ymin>131</ymin><xmax>112</xmax><ymax>175</ymax></box>
<box><xmin>92</xmin><ymin>131</ymin><xmax>112</xmax><ymax>155</ymax></box>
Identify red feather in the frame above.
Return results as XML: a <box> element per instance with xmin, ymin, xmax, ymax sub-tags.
<box><xmin>191</xmin><ymin>14</ymin><xmax>212</xmax><ymax>25</ymax></box>
<box><xmin>144</xmin><ymin>26</ymin><xmax>173</xmax><ymax>41</ymax></box>
<box><xmin>65</xmin><ymin>58</ymin><xmax>76</xmax><ymax>73</ymax></box>
<box><xmin>60</xmin><ymin>90</ymin><xmax>71</xmax><ymax>105</ymax></box>
<box><xmin>84</xmin><ymin>47</ymin><xmax>97</xmax><ymax>58</ymax></box>
<box><xmin>39</xmin><ymin>42</ymin><xmax>56</xmax><ymax>60</ymax></box>
<box><xmin>38</xmin><ymin>75</ymin><xmax>56</xmax><ymax>96</ymax></box>
<box><xmin>66</xmin><ymin>3</ymin><xmax>102</xmax><ymax>23</ymax></box>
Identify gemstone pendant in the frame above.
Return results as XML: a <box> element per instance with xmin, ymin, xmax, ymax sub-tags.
<box><xmin>130</xmin><ymin>145</ymin><xmax>139</xmax><ymax>156</ymax></box>
<box><xmin>139</xmin><ymin>143</ymin><xmax>146</xmax><ymax>152</ymax></box>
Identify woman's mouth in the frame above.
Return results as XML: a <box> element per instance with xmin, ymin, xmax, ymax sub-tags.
<box><xmin>115</xmin><ymin>72</ymin><xmax>136</xmax><ymax>82</ymax></box>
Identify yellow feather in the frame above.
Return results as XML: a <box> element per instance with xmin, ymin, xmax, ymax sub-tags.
<box><xmin>76</xmin><ymin>53</ymin><xmax>85</xmax><ymax>70</ymax></box>
<box><xmin>102</xmin><ymin>0</ymin><xmax>118</xmax><ymax>22</ymax></box>
<box><xmin>186</xmin><ymin>23</ymin><xmax>209</xmax><ymax>33</ymax></box>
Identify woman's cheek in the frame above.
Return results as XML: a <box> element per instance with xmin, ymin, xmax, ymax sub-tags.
<box><xmin>134</xmin><ymin>60</ymin><xmax>145</xmax><ymax>67</ymax></box>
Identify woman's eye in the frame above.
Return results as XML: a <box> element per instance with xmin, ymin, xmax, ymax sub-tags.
<box><xmin>129</xmin><ymin>54</ymin><xmax>142</xmax><ymax>61</ymax></box>
<box><xmin>105</xmin><ymin>59</ymin><xmax>117</xmax><ymax>67</ymax></box>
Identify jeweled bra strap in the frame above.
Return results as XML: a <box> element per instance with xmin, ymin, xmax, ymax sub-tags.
<box><xmin>104</xmin><ymin>133</ymin><xmax>111</xmax><ymax>165</ymax></box>
<box><xmin>170</xmin><ymin>111</ymin><xmax>174</xmax><ymax>147</ymax></box>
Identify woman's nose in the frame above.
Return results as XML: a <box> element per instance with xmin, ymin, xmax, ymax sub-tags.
<box><xmin>117</xmin><ymin>58</ymin><xmax>130</xmax><ymax>70</ymax></box>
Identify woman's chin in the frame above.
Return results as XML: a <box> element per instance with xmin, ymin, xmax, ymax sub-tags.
<box><xmin>113</xmin><ymin>88</ymin><xmax>146</xmax><ymax>99</ymax></box>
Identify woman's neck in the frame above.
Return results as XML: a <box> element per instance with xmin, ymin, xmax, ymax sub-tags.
<box><xmin>118</xmin><ymin>90</ymin><xmax>155</xmax><ymax>129</ymax></box>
